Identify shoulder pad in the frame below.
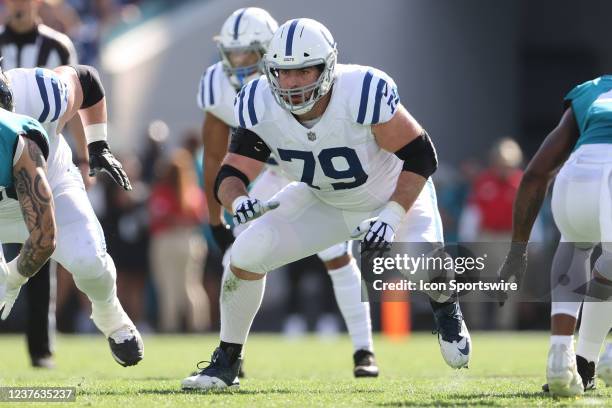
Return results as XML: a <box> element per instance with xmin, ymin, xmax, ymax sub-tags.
<box><xmin>8</xmin><ymin>68</ymin><xmax>69</xmax><ymax>124</ymax></box>
<box><xmin>343</xmin><ymin>65</ymin><xmax>401</xmax><ymax>126</ymax></box>
<box><xmin>233</xmin><ymin>76</ymin><xmax>268</xmax><ymax>129</ymax></box>
<box><xmin>197</xmin><ymin>62</ymin><xmax>224</xmax><ymax>110</ymax></box>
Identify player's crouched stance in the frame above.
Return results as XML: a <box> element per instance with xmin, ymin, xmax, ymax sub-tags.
<box><xmin>498</xmin><ymin>75</ymin><xmax>612</xmax><ymax>397</ymax></box>
<box><xmin>182</xmin><ymin>18</ymin><xmax>471</xmax><ymax>391</ymax></box>
<box><xmin>0</xmin><ymin>65</ymin><xmax>142</xmax><ymax>367</ymax></box>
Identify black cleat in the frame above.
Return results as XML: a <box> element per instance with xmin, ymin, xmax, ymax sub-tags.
<box><xmin>542</xmin><ymin>354</ymin><xmax>596</xmax><ymax>393</ymax></box>
<box><xmin>182</xmin><ymin>348</ymin><xmax>242</xmax><ymax>390</ymax></box>
<box><xmin>108</xmin><ymin>325</ymin><xmax>144</xmax><ymax>367</ymax></box>
<box><xmin>353</xmin><ymin>349</ymin><xmax>379</xmax><ymax>378</ymax></box>
<box><xmin>191</xmin><ymin>355</ymin><xmax>245</xmax><ymax>378</ymax></box>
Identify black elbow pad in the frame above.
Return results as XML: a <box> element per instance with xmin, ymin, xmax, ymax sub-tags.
<box><xmin>394</xmin><ymin>130</ymin><xmax>438</xmax><ymax>178</ymax></box>
<box><xmin>71</xmin><ymin>65</ymin><xmax>105</xmax><ymax>109</ymax></box>
<box><xmin>228</xmin><ymin>127</ymin><xmax>271</xmax><ymax>162</ymax></box>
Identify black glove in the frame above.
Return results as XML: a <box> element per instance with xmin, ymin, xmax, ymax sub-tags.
<box><xmin>211</xmin><ymin>223</ymin><xmax>234</xmax><ymax>253</ymax></box>
<box><xmin>497</xmin><ymin>242</ymin><xmax>528</xmax><ymax>306</ymax></box>
<box><xmin>88</xmin><ymin>141</ymin><xmax>132</xmax><ymax>190</ymax></box>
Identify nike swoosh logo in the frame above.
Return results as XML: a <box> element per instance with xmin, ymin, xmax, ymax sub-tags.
<box><xmin>458</xmin><ymin>339</ymin><xmax>470</xmax><ymax>355</ymax></box>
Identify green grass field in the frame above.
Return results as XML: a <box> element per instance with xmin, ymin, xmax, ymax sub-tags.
<box><xmin>1</xmin><ymin>332</ymin><xmax>611</xmax><ymax>407</ymax></box>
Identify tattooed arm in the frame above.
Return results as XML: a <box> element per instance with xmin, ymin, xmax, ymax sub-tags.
<box><xmin>0</xmin><ymin>136</ymin><xmax>56</xmax><ymax>319</ymax></box>
<box><xmin>13</xmin><ymin>136</ymin><xmax>57</xmax><ymax>278</ymax></box>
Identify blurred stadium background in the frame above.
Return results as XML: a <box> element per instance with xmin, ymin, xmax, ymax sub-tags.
<box><xmin>1</xmin><ymin>0</ymin><xmax>612</xmax><ymax>339</ymax></box>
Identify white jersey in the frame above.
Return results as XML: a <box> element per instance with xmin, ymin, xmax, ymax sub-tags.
<box><xmin>234</xmin><ymin>63</ymin><xmax>403</xmax><ymax>212</ymax></box>
<box><xmin>7</xmin><ymin>67</ymin><xmax>72</xmax><ymax>186</ymax></box>
<box><xmin>197</xmin><ymin>61</ymin><xmax>238</xmax><ymax>127</ymax></box>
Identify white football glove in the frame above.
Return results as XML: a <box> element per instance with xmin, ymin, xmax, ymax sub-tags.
<box><xmin>0</xmin><ymin>256</ymin><xmax>28</xmax><ymax>320</ymax></box>
<box><xmin>232</xmin><ymin>195</ymin><xmax>280</xmax><ymax>225</ymax></box>
<box><xmin>351</xmin><ymin>201</ymin><xmax>406</xmax><ymax>258</ymax></box>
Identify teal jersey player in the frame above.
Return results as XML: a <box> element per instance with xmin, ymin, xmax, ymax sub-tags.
<box><xmin>564</xmin><ymin>75</ymin><xmax>612</xmax><ymax>150</ymax></box>
<box><xmin>0</xmin><ymin>108</ymin><xmax>49</xmax><ymax>191</ymax></box>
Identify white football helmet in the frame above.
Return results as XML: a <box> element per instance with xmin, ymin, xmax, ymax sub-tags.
<box><xmin>215</xmin><ymin>8</ymin><xmax>278</xmax><ymax>90</ymax></box>
<box><xmin>264</xmin><ymin>18</ymin><xmax>337</xmax><ymax>115</ymax></box>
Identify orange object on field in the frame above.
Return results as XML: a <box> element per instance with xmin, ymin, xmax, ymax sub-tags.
<box><xmin>381</xmin><ymin>284</ymin><xmax>411</xmax><ymax>340</ymax></box>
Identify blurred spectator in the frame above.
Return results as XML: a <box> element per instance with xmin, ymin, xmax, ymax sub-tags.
<box><xmin>38</xmin><ymin>0</ymin><xmax>80</xmax><ymax>36</ymax></box>
<box><xmin>149</xmin><ymin>148</ymin><xmax>210</xmax><ymax>332</ymax></box>
<box><xmin>101</xmin><ymin>156</ymin><xmax>150</xmax><ymax>331</ymax></box>
<box><xmin>141</xmin><ymin>119</ymin><xmax>169</xmax><ymax>184</ymax></box>
<box><xmin>458</xmin><ymin>137</ymin><xmax>524</xmax><ymax>330</ymax></box>
<box><xmin>182</xmin><ymin>128</ymin><xmax>204</xmax><ymax>187</ymax></box>
<box><xmin>64</xmin><ymin>0</ymin><xmax>117</xmax><ymax>64</ymax></box>
<box><xmin>434</xmin><ymin>158</ymin><xmax>482</xmax><ymax>243</ymax></box>
<box><xmin>458</xmin><ymin>138</ymin><xmax>524</xmax><ymax>243</ymax></box>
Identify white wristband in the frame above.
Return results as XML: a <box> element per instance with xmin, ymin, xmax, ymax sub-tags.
<box><xmin>232</xmin><ymin>195</ymin><xmax>250</xmax><ymax>213</ymax></box>
<box><xmin>84</xmin><ymin>123</ymin><xmax>108</xmax><ymax>144</ymax></box>
<box><xmin>378</xmin><ymin>201</ymin><xmax>406</xmax><ymax>230</ymax></box>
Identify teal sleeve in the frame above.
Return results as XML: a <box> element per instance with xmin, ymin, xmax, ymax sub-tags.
<box><xmin>563</xmin><ymin>79</ymin><xmax>597</xmax><ymax>135</ymax></box>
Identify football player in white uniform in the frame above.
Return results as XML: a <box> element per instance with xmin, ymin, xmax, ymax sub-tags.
<box><xmin>182</xmin><ymin>18</ymin><xmax>471</xmax><ymax>390</ymax></box>
<box><xmin>197</xmin><ymin>8</ymin><xmax>378</xmax><ymax>379</ymax></box>
<box><xmin>0</xmin><ymin>64</ymin><xmax>143</xmax><ymax>367</ymax></box>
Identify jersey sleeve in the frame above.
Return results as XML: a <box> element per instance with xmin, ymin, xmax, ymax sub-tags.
<box><xmin>233</xmin><ymin>77</ymin><xmax>267</xmax><ymax>130</ymax></box>
<box><xmin>9</xmin><ymin>68</ymin><xmax>69</xmax><ymax>125</ymax></box>
<box><xmin>349</xmin><ymin>67</ymin><xmax>401</xmax><ymax>126</ymax></box>
<box><xmin>197</xmin><ymin>62</ymin><xmax>223</xmax><ymax>111</ymax></box>
<box><xmin>563</xmin><ymin>78</ymin><xmax>600</xmax><ymax>134</ymax></box>
<box><xmin>563</xmin><ymin>78</ymin><xmax>596</xmax><ymax>109</ymax></box>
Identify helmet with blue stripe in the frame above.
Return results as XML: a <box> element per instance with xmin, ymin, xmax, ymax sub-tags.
<box><xmin>215</xmin><ymin>8</ymin><xmax>278</xmax><ymax>90</ymax></box>
<box><xmin>264</xmin><ymin>18</ymin><xmax>337</xmax><ymax>115</ymax></box>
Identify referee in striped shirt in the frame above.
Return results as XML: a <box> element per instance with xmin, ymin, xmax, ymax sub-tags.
<box><xmin>0</xmin><ymin>0</ymin><xmax>77</xmax><ymax>369</ymax></box>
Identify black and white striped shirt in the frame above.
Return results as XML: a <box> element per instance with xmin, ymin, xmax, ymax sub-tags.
<box><xmin>0</xmin><ymin>23</ymin><xmax>77</xmax><ymax>69</ymax></box>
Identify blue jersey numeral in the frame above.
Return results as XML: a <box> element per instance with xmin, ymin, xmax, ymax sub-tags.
<box><xmin>277</xmin><ymin>147</ymin><xmax>368</xmax><ymax>190</ymax></box>
<box><xmin>277</xmin><ymin>149</ymin><xmax>319</xmax><ymax>189</ymax></box>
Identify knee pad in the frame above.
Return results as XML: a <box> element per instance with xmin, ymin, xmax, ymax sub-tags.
<box><xmin>318</xmin><ymin>242</ymin><xmax>351</xmax><ymax>263</ymax></box>
<box><xmin>229</xmin><ymin>223</ymin><xmax>276</xmax><ymax>275</ymax></box>
<box><xmin>586</xmin><ymin>254</ymin><xmax>612</xmax><ymax>301</ymax></box>
<box><xmin>67</xmin><ymin>248</ymin><xmax>111</xmax><ymax>281</ymax></box>
<box><xmin>72</xmin><ymin>253</ymin><xmax>117</xmax><ymax>304</ymax></box>
<box><xmin>586</xmin><ymin>278</ymin><xmax>612</xmax><ymax>301</ymax></box>
<box><xmin>551</xmin><ymin>244</ymin><xmax>591</xmax><ymax>304</ymax></box>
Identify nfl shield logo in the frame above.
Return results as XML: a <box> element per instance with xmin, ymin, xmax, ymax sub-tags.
<box><xmin>307</xmin><ymin>131</ymin><xmax>316</xmax><ymax>141</ymax></box>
